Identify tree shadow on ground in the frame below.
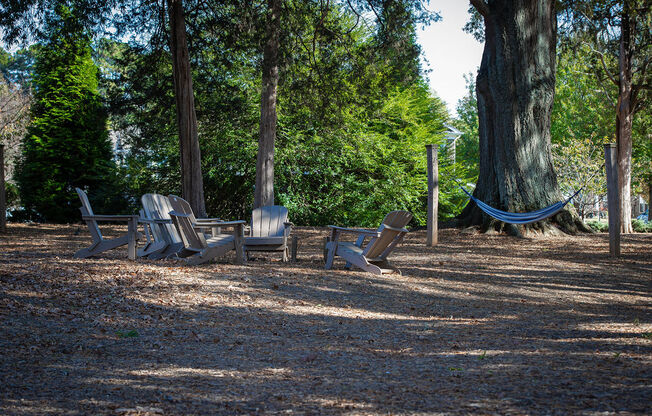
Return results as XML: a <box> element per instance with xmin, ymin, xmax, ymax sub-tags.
<box><xmin>0</xmin><ymin>225</ymin><xmax>650</xmax><ymax>415</ymax></box>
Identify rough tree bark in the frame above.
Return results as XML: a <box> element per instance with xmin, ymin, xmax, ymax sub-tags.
<box><xmin>254</xmin><ymin>0</ymin><xmax>281</xmax><ymax>209</ymax></box>
<box><xmin>168</xmin><ymin>0</ymin><xmax>206</xmax><ymax>216</ymax></box>
<box><xmin>457</xmin><ymin>0</ymin><xmax>587</xmax><ymax>236</ymax></box>
<box><xmin>616</xmin><ymin>3</ymin><xmax>634</xmax><ymax>233</ymax></box>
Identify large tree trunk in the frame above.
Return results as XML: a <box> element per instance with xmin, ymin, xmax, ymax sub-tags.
<box><xmin>616</xmin><ymin>3</ymin><xmax>634</xmax><ymax>233</ymax></box>
<box><xmin>254</xmin><ymin>0</ymin><xmax>281</xmax><ymax>209</ymax></box>
<box><xmin>168</xmin><ymin>0</ymin><xmax>206</xmax><ymax>217</ymax></box>
<box><xmin>458</xmin><ymin>0</ymin><xmax>586</xmax><ymax>236</ymax></box>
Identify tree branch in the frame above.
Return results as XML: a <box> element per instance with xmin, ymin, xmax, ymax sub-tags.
<box><xmin>583</xmin><ymin>40</ymin><xmax>619</xmax><ymax>87</ymax></box>
<box><xmin>599</xmin><ymin>51</ymin><xmax>619</xmax><ymax>86</ymax></box>
<box><xmin>469</xmin><ymin>0</ymin><xmax>489</xmax><ymax>18</ymax></box>
<box><xmin>591</xmin><ymin>66</ymin><xmax>617</xmax><ymax>109</ymax></box>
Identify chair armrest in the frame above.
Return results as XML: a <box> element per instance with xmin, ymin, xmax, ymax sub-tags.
<box><xmin>283</xmin><ymin>221</ymin><xmax>294</xmax><ymax>227</ymax></box>
<box><xmin>139</xmin><ymin>218</ymin><xmax>172</xmax><ymax>224</ymax></box>
<box><xmin>82</xmin><ymin>215</ymin><xmax>139</xmax><ymax>222</ymax></box>
<box><xmin>192</xmin><ymin>220</ymin><xmax>245</xmax><ymax>227</ymax></box>
<box><xmin>208</xmin><ymin>220</ymin><xmax>245</xmax><ymax>226</ymax></box>
<box><xmin>169</xmin><ymin>211</ymin><xmax>190</xmax><ymax>218</ymax></box>
<box><xmin>327</xmin><ymin>225</ymin><xmax>380</xmax><ymax>237</ymax></box>
<box><xmin>195</xmin><ymin>217</ymin><xmax>222</xmax><ymax>222</ymax></box>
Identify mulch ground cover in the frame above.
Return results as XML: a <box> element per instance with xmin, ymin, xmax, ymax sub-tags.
<box><xmin>0</xmin><ymin>223</ymin><xmax>650</xmax><ymax>415</ymax></box>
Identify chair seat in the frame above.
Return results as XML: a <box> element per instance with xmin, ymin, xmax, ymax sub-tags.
<box><xmin>336</xmin><ymin>242</ymin><xmax>383</xmax><ymax>263</ymax></box>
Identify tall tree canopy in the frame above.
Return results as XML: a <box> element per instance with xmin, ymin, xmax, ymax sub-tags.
<box><xmin>253</xmin><ymin>0</ymin><xmax>438</xmax><ymax>208</ymax></box>
<box><xmin>558</xmin><ymin>0</ymin><xmax>651</xmax><ymax>233</ymax></box>
<box><xmin>16</xmin><ymin>5</ymin><xmax>121</xmax><ymax>222</ymax></box>
<box><xmin>102</xmin><ymin>0</ymin><xmax>449</xmax><ymax>226</ymax></box>
<box><xmin>2</xmin><ymin>0</ymin><xmax>450</xmax><ymax>226</ymax></box>
<box><xmin>1</xmin><ymin>0</ymin><xmax>208</xmax><ymax>216</ymax></box>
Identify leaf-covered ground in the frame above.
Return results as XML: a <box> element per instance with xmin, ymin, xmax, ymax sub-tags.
<box><xmin>1</xmin><ymin>224</ymin><xmax>650</xmax><ymax>415</ymax></box>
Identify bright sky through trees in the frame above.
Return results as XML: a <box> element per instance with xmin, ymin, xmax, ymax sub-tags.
<box><xmin>417</xmin><ymin>1</ymin><xmax>483</xmax><ymax>116</ymax></box>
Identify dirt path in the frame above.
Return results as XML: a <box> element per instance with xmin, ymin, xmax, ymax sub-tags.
<box><xmin>1</xmin><ymin>224</ymin><xmax>650</xmax><ymax>415</ymax></box>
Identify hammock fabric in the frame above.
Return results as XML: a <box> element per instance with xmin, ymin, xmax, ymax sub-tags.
<box><xmin>459</xmin><ymin>186</ymin><xmax>581</xmax><ymax>225</ymax></box>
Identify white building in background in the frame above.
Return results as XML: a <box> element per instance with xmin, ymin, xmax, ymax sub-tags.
<box><xmin>632</xmin><ymin>195</ymin><xmax>648</xmax><ymax>218</ymax></box>
<box><xmin>443</xmin><ymin>124</ymin><xmax>463</xmax><ymax>163</ymax></box>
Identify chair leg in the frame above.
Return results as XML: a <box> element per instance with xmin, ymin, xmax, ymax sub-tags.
<box><xmin>324</xmin><ymin>241</ymin><xmax>337</xmax><ymax>270</ymax></box>
<box><xmin>127</xmin><ymin>218</ymin><xmax>137</xmax><ymax>260</ymax></box>
<box><xmin>74</xmin><ymin>235</ymin><xmax>130</xmax><ymax>258</ymax></box>
<box><xmin>234</xmin><ymin>224</ymin><xmax>245</xmax><ymax>264</ymax></box>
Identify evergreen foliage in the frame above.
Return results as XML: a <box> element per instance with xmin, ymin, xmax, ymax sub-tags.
<box><xmin>101</xmin><ymin>2</ymin><xmax>449</xmax><ymax>227</ymax></box>
<box><xmin>16</xmin><ymin>6</ymin><xmax>123</xmax><ymax>222</ymax></box>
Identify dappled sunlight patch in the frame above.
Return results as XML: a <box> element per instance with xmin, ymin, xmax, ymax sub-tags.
<box><xmin>575</xmin><ymin>321</ymin><xmax>652</xmax><ymax>336</ymax></box>
<box><xmin>310</xmin><ymin>397</ymin><xmax>376</xmax><ymax>412</ymax></box>
<box><xmin>125</xmin><ymin>365</ymin><xmax>294</xmax><ymax>380</ymax></box>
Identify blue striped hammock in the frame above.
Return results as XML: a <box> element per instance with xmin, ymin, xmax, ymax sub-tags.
<box><xmin>460</xmin><ymin>186</ymin><xmax>581</xmax><ymax>225</ymax></box>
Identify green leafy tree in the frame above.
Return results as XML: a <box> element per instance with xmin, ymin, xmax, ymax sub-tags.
<box><xmin>16</xmin><ymin>6</ymin><xmax>122</xmax><ymax>222</ymax></box>
<box><xmin>550</xmin><ymin>45</ymin><xmax>611</xmax><ymax>220</ymax></box>
<box><xmin>453</xmin><ymin>72</ymin><xmax>480</xmax><ymax>181</ymax></box>
<box><xmin>558</xmin><ymin>0</ymin><xmax>651</xmax><ymax>232</ymax></box>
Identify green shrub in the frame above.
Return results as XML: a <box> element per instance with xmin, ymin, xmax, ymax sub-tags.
<box><xmin>632</xmin><ymin>219</ymin><xmax>652</xmax><ymax>233</ymax></box>
<box><xmin>586</xmin><ymin>220</ymin><xmax>608</xmax><ymax>232</ymax></box>
<box><xmin>586</xmin><ymin>219</ymin><xmax>651</xmax><ymax>233</ymax></box>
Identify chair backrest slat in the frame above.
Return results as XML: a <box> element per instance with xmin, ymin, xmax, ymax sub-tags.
<box><xmin>364</xmin><ymin>210</ymin><xmax>412</xmax><ymax>259</ymax></box>
<box><xmin>157</xmin><ymin>195</ymin><xmax>181</xmax><ymax>244</ymax></box>
<box><xmin>75</xmin><ymin>188</ymin><xmax>102</xmax><ymax>242</ymax></box>
<box><xmin>168</xmin><ymin>194</ymin><xmax>196</xmax><ymax>222</ymax></box>
<box><xmin>76</xmin><ymin>188</ymin><xmax>94</xmax><ymax>216</ymax></box>
<box><xmin>141</xmin><ymin>194</ymin><xmax>164</xmax><ymax>242</ymax></box>
<box><xmin>142</xmin><ymin>193</ymin><xmax>182</xmax><ymax>244</ymax></box>
<box><xmin>168</xmin><ymin>194</ymin><xmax>206</xmax><ymax>250</ymax></box>
<box><xmin>251</xmin><ymin>205</ymin><xmax>288</xmax><ymax>237</ymax></box>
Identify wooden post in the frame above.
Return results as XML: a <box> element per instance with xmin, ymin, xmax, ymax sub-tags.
<box><xmin>127</xmin><ymin>216</ymin><xmax>137</xmax><ymax>260</ymax></box>
<box><xmin>0</xmin><ymin>144</ymin><xmax>5</xmax><ymax>233</ymax></box>
<box><xmin>291</xmin><ymin>235</ymin><xmax>298</xmax><ymax>262</ymax></box>
<box><xmin>426</xmin><ymin>144</ymin><xmax>438</xmax><ymax>246</ymax></box>
<box><xmin>604</xmin><ymin>144</ymin><xmax>620</xmax><ymax>256</ymax></box>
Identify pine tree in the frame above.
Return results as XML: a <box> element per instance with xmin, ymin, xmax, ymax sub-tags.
<box><xmin>17</xmin><ymin>6</ymin><xmax>120</xmax><ymax>223</ymax></box>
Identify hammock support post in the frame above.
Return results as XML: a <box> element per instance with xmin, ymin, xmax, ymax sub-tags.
<box><xmin>604</xmin><ymin>143</ymin><xmax>620</xmax><ymax>256</ymax></box>
<box><xmin>426</xmin><ymin>144</ymin><xmax>438</xmax><ymax>246</ymax></box>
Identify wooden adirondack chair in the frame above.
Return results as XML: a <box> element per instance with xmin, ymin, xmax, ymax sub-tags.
<box><xmin>73</xmin><ymin>188</ymin><xmax>141</xmax><ymax>260</ymax></box>
<box><xmin>324</xmin><ymin>210</ymin><xmax>412</xmax><ymax>275</ymax></box>
<box><xmin>138</xmin><ymin>193</ymin><xmax>193</xmax><ymax>259</ymax></box>
<box><xmin>167</xmin><ymin>195</ymin><xmax>245</xmax><ymax>265</ymax></box>
<box><xmin>244</xmin><ymin>205</ymin><xmax>293</xmax><ymax>261</ymax></box>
